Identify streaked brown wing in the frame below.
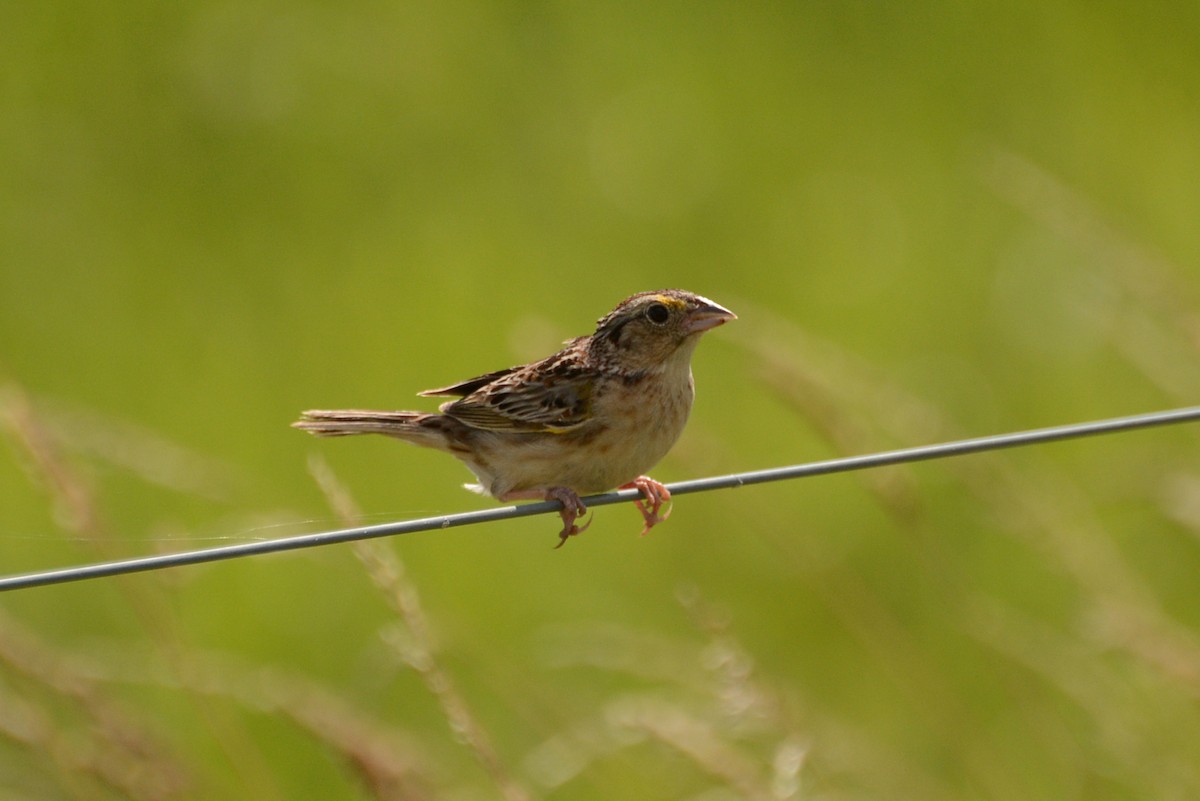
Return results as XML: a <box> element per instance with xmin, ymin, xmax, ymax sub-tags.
<box><xmin>419</xmin><ymin>367</ymin><xmax>520</xmax><ymax>398</ymax></box>
<box><xmin>440</xmin><ymin>357</ymin><xmax>595</xmax><ymax>434</ymax></box>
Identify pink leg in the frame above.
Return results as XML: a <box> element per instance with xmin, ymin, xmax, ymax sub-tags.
<box><xmin>620</xmin><ymin>476</ymin><xmax>672</xmax><ymax>536</ymax></box>
<box><xmin>500</xmin><ymin>486</ymin><xmax>591</xmax><ymax>547</ymax></box>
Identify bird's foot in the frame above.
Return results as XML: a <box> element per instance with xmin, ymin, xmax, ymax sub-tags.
<box><xmin>621</xmin><ymin>476</ymin><xmax>672</xmax><ymax>536</ymax></box>
<box><xmin>546</xmin><ymin>486</ymin><xmax>591</xmax><ymax>548</ymax></box>
<box><xmin>499</xmin><ymin>486</ymin><xmax>591</xmax><ymax>547</ymax></box>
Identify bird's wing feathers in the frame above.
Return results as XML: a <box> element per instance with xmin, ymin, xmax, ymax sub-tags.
<box><xmin>437</xmin><ymin>352</ymin><xmax>596</xmax><ymax>434</ymax></box>
<box><xmin>419</xmin><ymin>367</ymin><xmax>520</xmax><ymax>398</ymax></box>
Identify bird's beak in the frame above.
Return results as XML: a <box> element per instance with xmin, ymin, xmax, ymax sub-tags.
<box><xmin>684</xmin><ymin>296</ymin><xmax>737</xmax><ymax>334</ymax></box>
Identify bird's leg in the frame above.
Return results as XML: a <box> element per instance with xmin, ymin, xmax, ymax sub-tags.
<box><xmin>620</xmin><ymin>475</ymin><xmax>672</xmax><ymax>536</ymax></box>
<box><xmin>502</xmin><ymin>487</ymin><xmax>590</xmax><ymax>547</ymax></box>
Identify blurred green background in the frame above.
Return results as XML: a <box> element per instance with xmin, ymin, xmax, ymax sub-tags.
<box><xmin>4</xmin><ymin>2</ymin><xmax>1200</xmax><ymax>799</ymax></box>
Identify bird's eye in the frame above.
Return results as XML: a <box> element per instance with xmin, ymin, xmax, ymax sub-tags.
<box><xmin>646</xmin><ymin>303</ymin><xmax>670</xmax><ymax>324</ymax></box>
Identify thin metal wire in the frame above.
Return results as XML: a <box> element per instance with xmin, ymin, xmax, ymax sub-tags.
<box><xmin>2</xmin><ymin>405</ymin><xmax>1199</xmax><ymax>592</ymax></box>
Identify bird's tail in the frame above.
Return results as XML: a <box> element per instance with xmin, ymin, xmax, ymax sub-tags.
<box><xmin>293</xmin><ymin>409</ymin><xmax>431</xmax><ymax>438</ymax></box>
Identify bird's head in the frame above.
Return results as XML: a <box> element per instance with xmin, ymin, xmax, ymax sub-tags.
<box><xmin>588</xmin><ymin>289</ymin><xmax>736</xmax><ymax>374</ymax></box>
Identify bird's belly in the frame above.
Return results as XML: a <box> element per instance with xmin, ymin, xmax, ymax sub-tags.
<box><xmin>565</xmin><ymin>426</ymin><xmax>676</xmax><ymax>492</ymax></box>
<box><xmin>485</xmin><ymin>432</ymin><xmax>667</xmax><ymax>496</ymax></box>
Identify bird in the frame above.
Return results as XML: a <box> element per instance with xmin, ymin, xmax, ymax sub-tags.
<box><xmin>293</xmin><ymin>289</ymin><xmax>735</xmax><ymax>547</ymax></box>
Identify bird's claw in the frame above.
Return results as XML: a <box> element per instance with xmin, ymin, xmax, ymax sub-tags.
<box><xmin>623</xmin><ymin>476</ymin><xmax>672</xmax><ymax>536</ymax></box>
<box><xmin>548</xmin><ymin>487</ymin><xmax>590</xmax><ymax>548</ymax></box>
<box><xmin>546</xmin><ymin>477</ymin><xmax>671</xmax><ymax>547</ymax></box>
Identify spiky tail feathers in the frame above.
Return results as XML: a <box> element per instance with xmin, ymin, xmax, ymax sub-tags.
<box><xmin>293</xmin><ymin>410</ymin><xmax>433</xmax><ymax>439</ymax></box>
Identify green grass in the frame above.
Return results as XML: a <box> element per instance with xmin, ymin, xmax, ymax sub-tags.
<box><xmin>3</xmin><ymin>1</ymin><xmax>1200</xmax><ymax>799</ymax></box>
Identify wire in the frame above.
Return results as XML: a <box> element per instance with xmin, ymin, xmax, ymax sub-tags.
<box><xmin>2</xmin><ymin>405</ymin><xmax>1199</xmax><ymax>592</ymax></box>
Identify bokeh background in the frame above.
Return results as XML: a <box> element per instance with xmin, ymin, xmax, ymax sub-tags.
<box><xmin>4</xmin><ymin>2</ymin><xmax>1200</xmax><ymax>799</ymax></box>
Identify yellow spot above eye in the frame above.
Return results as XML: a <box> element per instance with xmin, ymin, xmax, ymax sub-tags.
<box><xmin>651</xmin><ymin>295</ymin><xmax>688</xmax><ymax>310</ymax></box>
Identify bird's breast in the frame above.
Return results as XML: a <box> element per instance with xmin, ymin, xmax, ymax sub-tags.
<box><xmin>566</xmin><ymin>367</ymin><xmax>695</xmax><ymax>490</ymax></box>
